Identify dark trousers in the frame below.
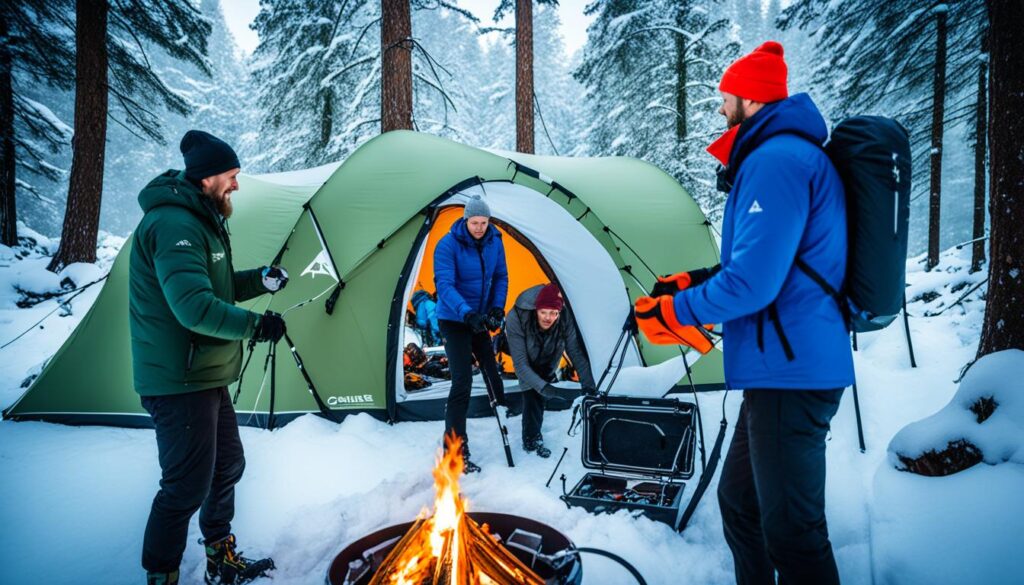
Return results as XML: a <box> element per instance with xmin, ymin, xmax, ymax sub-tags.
<box><xmin>717</xmin><ymin>389</ymin><xmax>844</xmax><ymax>585</ymax></box>
<box><xmin>439</xmin><ymin>319</ymin><xmax>504</xmax><ymax>444</ymax></box>
<box><xmin>140</xmin><ymin>386</ymin><xmax>245</xmax><ymax>573</ymax></box>
<box><xmin>521</xmin><ymin>388</ymin><xmax>546</xmax><ymax>443</ymax></box>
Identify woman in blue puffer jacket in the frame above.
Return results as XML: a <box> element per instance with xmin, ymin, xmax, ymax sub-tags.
<box><xmin>434</xmin><ymin>195</ymin><xmax>508</xmax><ymax>473</ymax></box>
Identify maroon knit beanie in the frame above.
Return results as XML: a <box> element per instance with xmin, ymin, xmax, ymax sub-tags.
<box><xmin>535</xmin><ymin>283</ymin><xmax>564</xmax><ymax>311</ymax></box>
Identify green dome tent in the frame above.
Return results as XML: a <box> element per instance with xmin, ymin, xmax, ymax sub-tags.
<box><xmin>3</xmin><ymin>131</ymin><xmax>723</xmax><ymax>428</ymax></box>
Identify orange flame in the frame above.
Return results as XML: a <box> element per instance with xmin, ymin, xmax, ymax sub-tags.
<box><xmin>369</xmin><ymin>433</ymin><xmax>544</xmax><ymax>585</ymax></box>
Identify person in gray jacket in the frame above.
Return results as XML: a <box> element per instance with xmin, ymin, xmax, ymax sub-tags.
<box><xmin>505</xmin><ymin>283</ymin><xmax>597</xmax><ymax>457</ymax></box>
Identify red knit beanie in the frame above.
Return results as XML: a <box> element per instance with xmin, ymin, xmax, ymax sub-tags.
<box><xmin>535</xmin><ymin>283</ymin><xmax>564</xmax><ymax>312</ymax></box>
<box><xmin>718</xmin><ymin>41</ymin><xmax>789</xmax><ymax>103</ymax></box>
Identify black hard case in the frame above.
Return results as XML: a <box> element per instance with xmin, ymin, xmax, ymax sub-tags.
<box><xmin>562</xmin><ymin>394</ymin><xmax>698</xmax><ymax>530</ymax></box>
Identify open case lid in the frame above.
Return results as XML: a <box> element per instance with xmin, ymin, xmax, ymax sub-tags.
<box><xmin>580</xmin><ymin>394</ymin><xmax>697</xmax><ymax>480</ymax></box>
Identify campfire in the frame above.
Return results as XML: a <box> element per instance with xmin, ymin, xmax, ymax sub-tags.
<box><xmin>367</xmin><ymin>434</ymin><xmax>545</xmax><ymax>585</ymax></box>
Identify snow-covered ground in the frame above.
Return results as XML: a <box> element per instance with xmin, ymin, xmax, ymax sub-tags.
<box><xmin>1</xmin><ymin>229</ymin><xmax>1019</xmax><ymax>585</ymax></box>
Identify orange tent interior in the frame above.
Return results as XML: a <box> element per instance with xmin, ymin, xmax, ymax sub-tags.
<box><xmin>409</xmin><ymin>206</ymin><xmax>553</xmax><ymax>375</ymax></box>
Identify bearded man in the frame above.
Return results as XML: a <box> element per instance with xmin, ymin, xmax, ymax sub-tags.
<box><xmin>130</xmin><ymin>130</ymin><xmax>288</xmax><ymax>585</ymax></box>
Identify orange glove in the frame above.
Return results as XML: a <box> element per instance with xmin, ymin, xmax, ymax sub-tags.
<box><xmin>634</xmin><ymin>295</ymin><xmax>714</xmax><ymax>354</ymax></box>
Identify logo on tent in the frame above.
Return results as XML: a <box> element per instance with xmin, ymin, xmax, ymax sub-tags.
<box><xmin>327</xmin><ymin>394</ymin><xmax>374</xmax><ymax>406</ymax></box>
<box><xmin>748</xmin><ymin>200</ymin><xmax>763</xmax><ymax>214</ymax></box>
<box><xmin>302</xmin><ymin>250</ymin><xmax>338</xmax><ymax>281</ymax></box>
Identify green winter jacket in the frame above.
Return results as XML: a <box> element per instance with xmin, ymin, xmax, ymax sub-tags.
<box><xmin>129</xmin><ymin>170</ymin><xmax>267</xmax><ymax>396</ymax></box>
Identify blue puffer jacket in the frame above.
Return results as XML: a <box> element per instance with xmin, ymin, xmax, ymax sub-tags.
<box><xmin>434</xmin><ymin>219</ymin><xmax>509</xmax><ymax>322</ymax></box>
<box><xmin>412</xmin><ymin>289</ymin><xmax>441</xmax><ymax>336</ymax></box>
<box><xmin>674</xmin><ymin>93</ymin><xmax>855</xmax><ymax>390</ymax></box>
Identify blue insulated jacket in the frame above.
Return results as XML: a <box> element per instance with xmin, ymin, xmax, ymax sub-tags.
<box><xmin>674</xmin><ymin>93</ymin><xmax>855</xmax><ymax>390</ymax></box>
<box><xmin>434</xmin><ymin>219</ymin><xmax>509</xmax><ymax>322</ymax></box>
<box><xmin>412</xmin><ymin>289</ymin><xmax>441</xmax><ymax>336</ymax></box>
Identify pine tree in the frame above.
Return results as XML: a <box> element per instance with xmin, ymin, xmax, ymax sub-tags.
<box><xmin>410</xmin><ymin>6</ymin><xmax>483</xmax><ymax>142</ymax></box>
<box><xmin>493</xmin><ymin>0</ymin><xmax>558</xmax><ymax>154</ymax></box>
<box><xmin>382</xmin><ymin>0</ymin><xmax>413</xmax><ymax>132</ymax></box>
<box><xmin>970</xmin><ymin>31</ymin><xmax>987</xmax><ymax>273</ymax></box>
<box><xmin>48</xmin><ymin>0</ymin><xmax>108</xmax><ymax>271</ymax></box>
<box><xmin>249</xmin><ymin>0</ymin><xmax>477</xmax><ymax>170</ymax></box>
<box><xmin>575</xmin><ymin>0</ymin><xmax>737</xmax><ymax>216</ymax></box>
<box><xmin>48</xmin><ymin>0</ymin><xmax>214</xmax><ymax>270</ymax></box>
<box><xmin>1</xmin><ymin>1</ymin><xmax>75</xmax><ymax>247</ymax></box>
<box><xmin>977</xmin><ymin>0</ymin><xmax>1023</xmax><ymax>357</ymax></box>
<box><xmin>250</xmin><ymin>0</ymin><xmax>380</xmax><ymax>170</ymax></box>
<box><xmin>531</xmin><ymin>5</ymin><xmax>583</xmax><ymax>155</ymax></box>
<box><xmin>779</xmin><ymin>0</ymin><xmax>988</xmax><ymax>267</ymax></box>
<box><xmin>474</xmin><ymin>39</ymin><xmax>516</xmax><ymax>151</ymax></box>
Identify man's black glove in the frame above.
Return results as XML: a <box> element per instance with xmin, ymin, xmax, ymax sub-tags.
<box><xmin>486</xmin><ymin>307</ymin><xmax>505</xmax><ymax>332</ymax></box>
<box><xmin>649</xmin><ymin>266</ymin><xmax>720</xmax><ymax>297</ymax></box>
<box><xmin>253</xmin><ymin>311</ymin><xmax>286</xmax><ymax>343</ymax></box>
<box><xmin>465</xmin><ymin>312</ymin><xmax>488</xmax><ymax>333</ymax></box>
<box><xmin>261</xmin><ymin>265</ymin><xmax>289</xmax><ymax>293</ymax></box>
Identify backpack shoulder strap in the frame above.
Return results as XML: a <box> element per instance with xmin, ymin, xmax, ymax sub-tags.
<box><xmin>795</xmin><ymin>258</ymin><xmax>850</xmax><ymax>325</ymax></box>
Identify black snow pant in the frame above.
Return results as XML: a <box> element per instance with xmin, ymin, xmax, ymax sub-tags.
<box><xmin>140</xmin><ymin>386</ymin><xmax>245</xmax><ymax>573</ymax></box>
<box><xmin>717</xmin><ymin>389</ymin><xmax>844</xmax><ymax>585</ymax></box>
<box><xmin>521</xmin><ymin>387</ymin><xmax>546</xmax><ymax>444</ymax></box>
<box><xmin>439</xmin><ymin>319</ymin><xmax>504</xmax><ymax>446</ymax></box>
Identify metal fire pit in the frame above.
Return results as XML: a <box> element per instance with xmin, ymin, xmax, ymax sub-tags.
<box><xmin>326</xmin><ymin>512</ymin><xmax>583</xmax><ymax>585</ymax></box>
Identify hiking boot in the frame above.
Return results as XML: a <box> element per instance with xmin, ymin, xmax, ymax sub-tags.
<box><xmin>524</xmin><ymin>437</ymin><xmax>552</xmax><ymax>458</ymax></box>
<box><xmin>204</xmin><ymin>534</ymin><xmax>274</xmax><ymax>584</ymax></box>
<box><xmin>147</xmin><ymin>570</ymin><xmax>179</xmax><ymax>585</ymax></box>
<box><xmin>462</xmin><ymin>443</ymin><xmax>482</xmax><ymax>474</ymax></box>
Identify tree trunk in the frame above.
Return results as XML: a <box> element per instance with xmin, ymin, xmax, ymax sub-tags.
<box><xmin>48</xmin><ymin>0</ymin><xmax>108</xmax><ymax>272</ymax></box>
<box><xmin>926</xmin><ymin>6</ymin><xmax>947</xmax><ymax>271</ymax></box>
<box><xmin>0</xmin><ymin>9</ymin><xmax>16</xmax><ymax>247</ymax></box>
<box><xmin>674</xmin><ymin>6</ymin><xmax>687</xmax><ymax>142</ymax></box>
<box><xmin>978</xmin><ymin>0</ymin><xmax>1024</xmax><ymax>357</ymax></box>
<box><xmin>380</xmin><ymin>0</ymin><xmax>412</xmax><ymax>133</ymax></box>
<box><xmin>515</xmin><ymin>0</ymin><xmax>534</xmax><ymax>154</ymax></box>
<box><xmin>320</xmin><ymin>89</ymin><xmax>333</xmax><ymax>149</ymax></box>
<box><xmin>971</xmin><ymin>48</ymin><xmax>988</xmax><ymax>273</ymax></box>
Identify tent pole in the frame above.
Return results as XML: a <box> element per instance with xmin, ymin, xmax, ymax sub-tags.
<box><xmin>902</xmin><ymin>293</ymin><xmax>917</xmax><ymax>368</ymax></box>
<box><xmin>268</xmin><ymin>341</ymin><xmax>277</xmax><ymax>431</ymax></box>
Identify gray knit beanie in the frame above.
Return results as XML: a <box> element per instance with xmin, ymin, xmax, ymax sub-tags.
<box><xmin>463</xmin><ymin>195</ymin><xmax>491</xmax><ymax>219</ymax></box>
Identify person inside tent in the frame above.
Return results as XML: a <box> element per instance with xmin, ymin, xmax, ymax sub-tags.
<box><xmin>433</xmin><ymin>195</ymin><xmax>509</xmax><ymax>473</ymax></box>
<box><xmin>640</xmin><ymin>42</ymin><xmax>853</xmax><ymax>585</ymax></box>
<box><xmin>505</xmin><ymin>283</ymin><xmax>597</xmax><ymax>458</ymax></box>
<box><xmin>129</xmin><ymin>130</ymin><xmax>286</xmax><ymax>585</ymax></box>
<box><xmin>411</xmin><ymin>286</ymin><xmax>443</xmax><ymax>347</ymax></box>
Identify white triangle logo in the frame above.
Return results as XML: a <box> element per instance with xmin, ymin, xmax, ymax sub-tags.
<box><xmin>301</xmin><ymin>250</ymin><xmax>338</xmax><ymax>281</ymax></box>
<box><xmin>748</xmin><ymin>200</ymin><xmax>763</xmax><ymax>214</ymax></box>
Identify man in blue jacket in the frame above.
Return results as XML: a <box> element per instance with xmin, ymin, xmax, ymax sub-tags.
<box><xmin>649</xmin><ymin>42</ymin><xmax>854</xmax><ymax>584</ymax></box>
<box><xmin>434</xmin><ymin>195</ymin><xmax>509</xmax><ymax>472</ymax></box>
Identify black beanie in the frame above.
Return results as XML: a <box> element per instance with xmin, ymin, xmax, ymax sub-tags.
<box><xmin>179</xmin><ymin>130</ymin><xmax>240</xmax><ymax>181</ymax></box>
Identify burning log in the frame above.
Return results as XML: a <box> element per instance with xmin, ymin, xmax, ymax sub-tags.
<box><xmin>368</xmin><ymin>434</ymin><xmax>545</xmax><ymax>585</ymax></box>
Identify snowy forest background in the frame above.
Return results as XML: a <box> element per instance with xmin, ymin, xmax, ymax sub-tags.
<box><xmin>6</xmin><ymin>0</ymin><xmax>992</xmax><ymax>257</ymax></box>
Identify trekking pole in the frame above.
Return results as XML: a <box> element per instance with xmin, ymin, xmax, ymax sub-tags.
<box><xmin>480</xmin><ymin>352</ymin><xmax>515</xmax><ymax>468</ymax></box>
<box><xmin>851</xmin><ymin>382</ymin><xmax>866</xmax><ymax>453</ymax></box>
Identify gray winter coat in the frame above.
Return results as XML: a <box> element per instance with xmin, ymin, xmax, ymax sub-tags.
<box><xmin>505</xmin><ymin>285</ymin><xmax>596</xmax><ymax>393</ymax></box>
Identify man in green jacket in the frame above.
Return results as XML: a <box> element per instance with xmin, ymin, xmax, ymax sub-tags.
<box><xmin>131</xmin><ymin>130</ymin><xmax>288</xmax><ymax>585</ymax></box>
